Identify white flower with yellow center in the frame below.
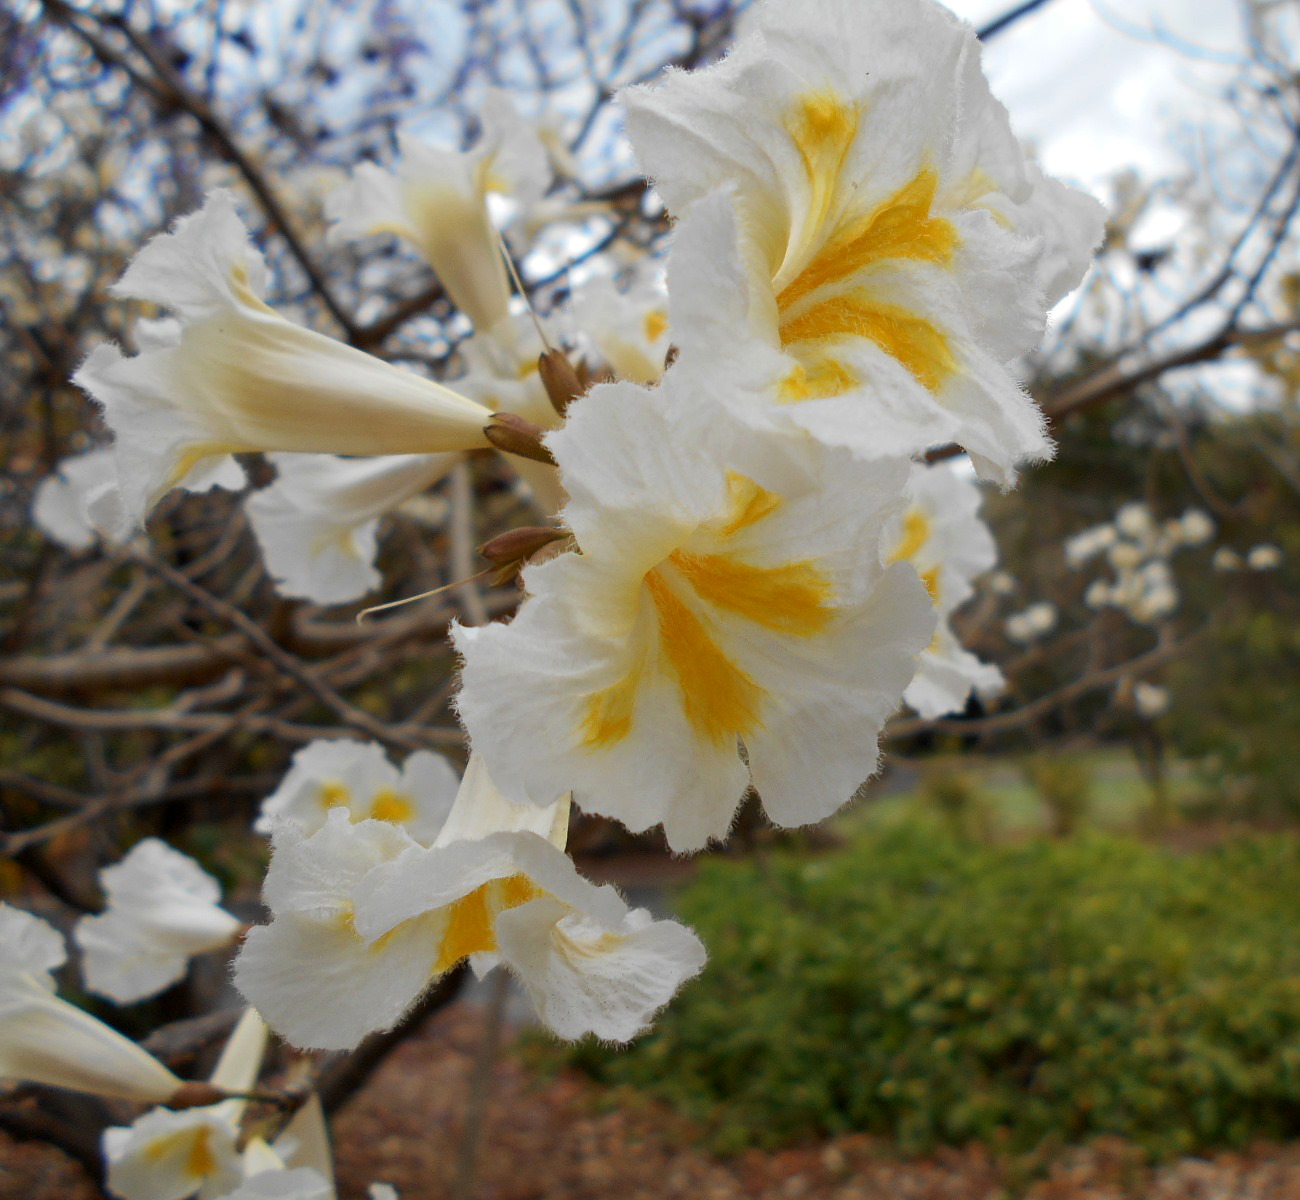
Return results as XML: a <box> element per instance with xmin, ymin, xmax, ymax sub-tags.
<box><xmin>623</xmin><ymin>0</ymin><xmax>1104</xmax><ymax>484</ymax></box>
<box><xmin>75</xmin><ymin>190</ymin><xmax>494</xmax><ymax>533</ymax></box>
<box><xmin>255</xmin><ymin>739</ymin><xmax>459</xmax><ymax>843</ymax></box>
<box><xmin>885</xmin><ymin>462</ymin><xmax>1003</xmax><ymax>719</ymax></box>
<box><xmin>570</xmin><ymin>271</ymin><xmax>672</xmax><ymax>387</ymax></box>
<box><xmin>454</xmin><ymin>380</ymin><xmax>935</xmax><ymax>852</ymax></box>
<box><xmin>74</xmin><ymin>839</ymin><xmax>242</xmax><ymax>1005</ymax></box>
<box><xmin>246</xmin><ymin>451</ymin><xmax>460</xmax><ymax>604</ymax></box>
<box><xmin>326</xmin><ymin>90</ymin><xmax>550</xmax><ymax>334</ymax></box>
<box><xmin>234</xmin><ymin>754</ymin><xmax>704</xmax><ymax>1049</ymax></box>
<box><xmin>0</xmin><ymin>904</ymin><xmax>185</xmax><ymax>1103</ymax></box>
<box><xmin>104</xmin><ymin>1008</ymin><xmax>269</xmax><ymax>1200</ymax></box>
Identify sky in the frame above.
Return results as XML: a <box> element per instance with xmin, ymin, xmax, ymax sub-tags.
<box><xmin>946</xmin><ymin>0</ymin><xmax>1253</xmax><ymax>195</ymax></box>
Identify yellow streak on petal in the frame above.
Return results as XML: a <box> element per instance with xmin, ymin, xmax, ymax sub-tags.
<box><xmin>779</xmin><ymin>294</ymin><xmax>956</xmax><ymax>394</ymax></box>
<box><xmin>644</xmin><ymin>309</ymin><xmax>669</xmax><ymax>343</ymax></box>
<box><xmin>142</xmin><ymin>1126</ymin><xmax>216</xmax><ymax>1180</ymax></box>
<box><xmin>889</xmin><ymin>509</ymin><xmax>932</xmax><ymax>565</ymax></box>
<box><xmin>670</xmin><ymin>550</ymin><xmax>834</xmax><ymax>637</ymax></box>
<box><xmin>920</xmin><ymin>565</ymin><xmax>941</xmax><ymax>605</ymax></box>
<box><xmin>186</xmin><ymin>1127</ymin><xmax>217</xmax><ymax>1179</ymax></box>
<box><xmin>645</xmin><ymin>569</ymin><xmax>765</xmax><ymax>745</ymax></box>
<box><xmin>778</xmin><ymin>357</ymin><xmax>859</xmax><ymax>404</ymax></box>
<box><xmin>433</xmin><ymin>875</ymin><xmax>545</xmax><ymax>973</ymax></box>
<box><xmin>368</xmin><ymin>788</ymin><xmax>416</xmax><ymax>824</ymax></box>
<box><xmin>784</xmin><ymin>92</ymin><xmax>860</xmax><ymax>270</ymax></box>
<box><xmin>719</xmin><ymin>472</ymin><xmax>783</xmax><ymax>536</ymax></box>
<box><xmin>163</xmin><ymin>442</ymin><xmax>240</xmax><ymax>491</ymax></box>
<box><xmin>581</xmin><ymin>670</ymin><xmax>640</xmax><ymax>749</ymax></box>
<box><xmin>777</xmin><ymin>169</ymin><xmax>958</xmax><ymax>315</ymax></box>
<box><xmin>318</xmin><ymin>780</ymin><xmax>351</xmax><ymax>810</ymax></box>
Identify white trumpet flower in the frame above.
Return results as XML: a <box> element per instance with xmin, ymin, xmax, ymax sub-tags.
<box><xmin>326</xmin><ymin>90</ymin><xmax>550</xmax><ymax>333</ymax></box>
<box><xmin>624</xmin><ymin>0</ymin><xmax>1104</xmax><ymax>484</ymax></box>
<box><xmin>255</xmin><ymin>739</ymin><xmax>459</xmax><ymax>844</ymax></box>
<box><xmin>455</xmin><ymin>380</ymin><xmax>935</xmax><ymax>851</ymax></box>
<box><xmin>75</xmin><ymin>190</ymin><xmax>493</xmax><ymax>533</ymax></box>
<box><xmin>104</xmin><ymin>1008</ymin><xmax>269</xmax><ymax>1200</ymax></box>
<box><xmin>0</xmin><ymin>904</ymin><xmax>184</xmax><ymax>1104</ymax></box>
<box><xmin>235</xmin><ymin>753</ymin><xmax>705</xmax><ymax>1048</ymax></box>
<box><xmin>570</xmin><ymin>272</ymin><xmax>672</xmax><ymax>386</ymax></box>
<box><xmin>886</xmin><ymin>462</ymin><xmax>1003</xmax><ymax>719</ymax></box>
<box><xmin>247</xmin><ymin>451</ymin><xmax>459</xmax><ymax>604</ymax></box>
<box><xmin>74</xmin><ymin>839</ymin><xmax>242</xmax><ymax>1005</ymax></box>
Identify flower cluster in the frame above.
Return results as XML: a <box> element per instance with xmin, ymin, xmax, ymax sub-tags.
<box><xmin>13</xmin><ymin>5</ymin><xmax>1103</xmax><ymax>1192</ymax></box>
<box><xmin>1067</xmin><ymin>501</ymin><xmax>1214</xmax><ymax>624</ymax></box>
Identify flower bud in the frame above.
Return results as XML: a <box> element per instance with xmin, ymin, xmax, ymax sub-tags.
<box><xmin>484</xmin><ymin>413</ymin><xmax>556</xmax><ymax>466</ymax></box>
<box><xmin>538</xmin><ymin>349</ymin><xmax>585</xmax><ymax>417</ymax></box>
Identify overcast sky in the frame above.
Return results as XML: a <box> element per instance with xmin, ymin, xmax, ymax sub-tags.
<box><xmin>946</xmin><ymin>0</ymin><xmax>1253</xmax><ymax>194</ymax></box>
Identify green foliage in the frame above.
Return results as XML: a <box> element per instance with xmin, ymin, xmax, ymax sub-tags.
<box><xmin>570</xmin><ymin>826</ymin><xmax>1300</xmax><ymax>1157</ymax></box>
<box><xmin>1023</xmin><ymin>756</ymin><xmax>1093</xmax><ymax>837</ymax></box>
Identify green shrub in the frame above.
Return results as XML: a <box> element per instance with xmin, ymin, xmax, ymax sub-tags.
<box><xmin>569</xmin><ymin>825</ymin><xmax>1300</xmax><ymax>1157</ymax></box>
<box><xmin>1024</xmin><ymin>756</ymin><xmax>1093</xmax><ymax>838</ymax></box>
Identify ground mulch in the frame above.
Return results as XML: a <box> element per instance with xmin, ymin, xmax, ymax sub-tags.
<box><xmin>6</xmin><ymin>1001</ymin><xmax>1300</xmax><ymax>1200</ymax></box>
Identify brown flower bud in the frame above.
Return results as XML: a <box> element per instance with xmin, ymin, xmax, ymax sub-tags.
<box><xmin>166</xmin><ymin>1081</ymin><xmax>228</xmax><ymax>1110</ymax></box>
<box><xmin>538</xmin><ymin>348</ymin><xmax>586</xmax><ymax>417</ymax></box>
<box><xmin>484</xmin><ymin>413</ymin><xmax>556</xmax><ymax>466</ymax></box>
<box><xmin>479</xmin><ymin>525</ymin><xmax>568</xmax><ymax>569</ymax></box>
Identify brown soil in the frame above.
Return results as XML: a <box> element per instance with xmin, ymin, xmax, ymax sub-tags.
<box><xmin>6</xmin><ymin>1002</ymin><xmax>1300</xmax><ymax>1200</ymax></box>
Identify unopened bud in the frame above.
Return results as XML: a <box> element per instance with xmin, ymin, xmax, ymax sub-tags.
<box><xmin>538</xmin><ymin>348</ymin><xmax>585</xmax><ymax>417</ymax></box>
<box><xmin>167</xmin><ymin>1081</ymin><xmax>228</xmax><ymax>1110</ymax></box>
<box><xmin>484</xmin><ymin>413</ymin><xmax>556</xmax><ymax>466</ymax></box>
<box><xmin>479</xmin><ymin>525</ymin><xmax>568</xmax><ymax>569</ymax></box>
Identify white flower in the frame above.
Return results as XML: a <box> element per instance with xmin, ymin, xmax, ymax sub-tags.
<box><xmin>1213</xmin><ymin>546</ymin><xmax>1242</xmax><ymax>572</ymax></box>
<box><xmin>235</xmin><ymin>754</ymin><xmax>705</xmax><ymax>1048</ymax></box>
<box><xmin>985</xmin><ymin>570</ymin><xmax>1015</xmax><ymax>596</ymax></box>
<box><xmin>0</xmin><ymin>904</ymin><xmax>183</xmax><ymax>1103</ymax></box>
<box><xmin>570</xmin><ymin>271</ymin><xmax>671</xmax><ymax>386</ymax></box>
<box><xmin>326</xmin><ymin>90</ymin><xmax>550</xmax><ymax>333</ymax></box>
<box><xmin>1133</xmin><ymin>681</ymin><xmax>1170</xmax><ymax>719</ymax></box>
<box><xmin>455</xmin><ymin>380</ymin><xmax>934</xmax><ymax>851</ymax></box>
<box><xmin>31</xmin><ymin>446</ymin><xmax>123</xmax><ymax>551</ymax></box>
<box><xmin>1247</xmin><ymin>543</ymin><xmax>1282</xmax><ymax>570</ymax></box>
<box><xmin>1115</xmin><ymin>503</ymin><xmax>1153</xmax><ymax>540</ymax></box>
<box><xmin>74</xmin><ymin>839</ymin><xmax>241</xmax><ymax>1005</ymax></box>
<box><xmin>255</xmin><ymin>739</ymin><xmax>459</xmax><ymax>844</ymax></box>
<box><xmin>1063</xmin><ymin>522</ymin><xmax>1117</xmax><ymax>569</ymax></box>
<box><xmin>75</xmin><ymin>191</ymin><xmax>493</xmax><ymax>533</ymax></box>
<box><xmin>624</xmin><ymin>0</ymin><xmax>1104</xmax><ymax>484</ymax></box>
<box><xmin>104</xmin><ymin>1009</ymin><xmax>270</xmax><ymax>1200</ymax></box>
<box><xmin>1005</xmin><ymin>601</ymin><xmax>1056</xmax><ymax>643</ymax></box>
<box><xmin>105</xmin><ymin>1107</ymin><xmax>243</xmax><ymax>1200</ymax></box>
<box><xmin>1084</xmin><ymin>579</ymin><xmax>1113</xmax><ymax>610</ymax></box>
<box><xmin>247</xmin><ymin>452</ymin><xmax>459</xmax><ymax>604</ymax></box>
<box><xmin>885</xmin><ymin>462</ymin><xmax>1003</xmax><ymax>718</ymax></box>
<box><xmin>1175</xmin><ymin>508</ymin><xmax>1215</xmax><ymax>547</ymax></box>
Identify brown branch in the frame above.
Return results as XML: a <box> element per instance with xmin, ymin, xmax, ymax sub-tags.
<box><xmin>39</xmin><ymin>0</ymin><xmax>360</xmax><ymax>342</ymax></box>
<box><xmin>886</xmin><ymin>628</ymin><xmax>1202</xmax><ymax>742</ymax></box>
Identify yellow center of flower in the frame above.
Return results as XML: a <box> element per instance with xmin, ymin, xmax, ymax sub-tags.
<box><xmin>368</xmin><ymin>788</ymin><xmax>416</xmax><ymax>824</ymax></box>
<box><xmin>580</xmin><ymin>474</ymin><xmax>835</xmax><ymax>749</ymax></box>
<box><xmin>644</xmin><ymin>309</ymin><xmax>669</xmax><ymax>343</ymax></box>
<box><xmin>432</xmin><ymin>874</ymin><xmax>545</xmax><ymax>973</ymax></box>
<box><xmin>888</xmin><ymin>509</ymin><xmax>942</xmax><ymax>608</ymax></box>
<box><xmin>143</xmin><ymin>1125</ymin><xmax>218</xmax><ymax>1180</ymax></box>
<box><xmin>319</xmin><ymin>780</ymin><xmax>351</xmax><ymax>809</ymax></box>
<box><xmin>773</xmin><ymin>92</ymin><xmax>960</xmax><ymax>400</ymax></box>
